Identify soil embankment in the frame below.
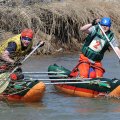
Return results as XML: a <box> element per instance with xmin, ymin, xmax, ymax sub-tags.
<box><xmin>0</xmin><ymin>0</ymin><xmax>120</xmax><ymax>54</ymax></box>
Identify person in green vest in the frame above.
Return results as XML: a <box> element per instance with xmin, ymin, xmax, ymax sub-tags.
<box><xmin>70</xmin><ymin>17</ymin><xmax>120</xmax><ymax>78</ymax></box>
<box><xmin>0</xmin><ymin>28</ymin><xmax>44</xmax><ymax>71</ymax></box>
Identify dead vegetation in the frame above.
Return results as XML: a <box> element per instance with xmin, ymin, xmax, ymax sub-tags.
<box><xmin>0</xmin><ymin>0</ymin><xmax>120</xmax><ymax>54</ymax></box>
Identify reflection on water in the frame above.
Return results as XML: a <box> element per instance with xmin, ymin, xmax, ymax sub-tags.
<box><xmin>5</xmin><ymin>101</ymin><xmax>45</xmax><ymax>109</ymax></box>
<box><xmin>1</xmin><ymin>51</ymin><xmax>120</xmax><ymax>120</ymax></box>
<box><xmin>75</xmin><ymin>97</ymin><xmax>120</xmax><ymax>113</ymax></box>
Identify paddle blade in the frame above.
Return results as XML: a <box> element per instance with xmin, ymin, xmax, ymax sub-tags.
<box><xmin>0</xmin><ymin>73</ymin><xmax>10</xmax><ymax>94</ymax></box>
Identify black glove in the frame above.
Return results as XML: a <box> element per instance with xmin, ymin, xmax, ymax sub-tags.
<box><xmin>14</xmin><ymin>61</ymin><xmax>22</xmax><ymax>66</ymax></box>
<box><xmin>92</xmin><ymin>19</ymin><xmax>98</xmax><ymax>26</ymax></box>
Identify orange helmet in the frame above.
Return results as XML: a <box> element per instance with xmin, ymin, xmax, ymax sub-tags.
<box><xmin>21</xmin><ymin>29</ymin><xmax>34</xmax><ymax>39</ymax></box>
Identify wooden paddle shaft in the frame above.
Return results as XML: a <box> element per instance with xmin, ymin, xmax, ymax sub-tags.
<box><xmin>11</xmin><ymin>42</ymin><xmax>43</xmax><ymax>74</ymax></box>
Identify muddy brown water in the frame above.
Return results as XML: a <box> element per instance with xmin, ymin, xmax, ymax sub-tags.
<box><xmin>0</xmin><ymin>51</ymin><xmax>120</xmax><ymax>120</ymax></box>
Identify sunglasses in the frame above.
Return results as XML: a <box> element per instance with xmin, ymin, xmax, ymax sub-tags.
<box><xmin>22</xmin><ymin>37</ymin><xmax>32</xmax><ymax>41</ymax></box>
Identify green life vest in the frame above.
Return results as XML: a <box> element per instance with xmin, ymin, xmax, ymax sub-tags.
<box><xmin>82</xmin><ymin>25</ymin><xmax>114</xmax><ymax>61</ymax></box>
<box><xmin>0</xmin><ymin>34</ymin><xmax>33</xmax><ymax>61</ymax></box>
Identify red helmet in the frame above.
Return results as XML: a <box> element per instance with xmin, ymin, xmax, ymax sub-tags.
<box><xmin>21</xmin><ymin>29</ymin><xmax>34</xmax><ymax>39</ymax></box>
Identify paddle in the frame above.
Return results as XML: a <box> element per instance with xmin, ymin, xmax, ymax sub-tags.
<box><xmin>11</xmin><ymin>42</ymin><xmax>44</xmax><ymax>74</ymax></box>
<box><xmin>0</xmin><ymin>73</ymin><xmax>10</xmax><ymax>93</ymax></box>
<box><xmin>0</xmin><ymin>41</ymin><xmax>44</xmax><ymax>94</ymax></box>
<box><xmin>98</xmin><ymin>23</ymin><xmax>120</xmax><ymax>60</ymax></box>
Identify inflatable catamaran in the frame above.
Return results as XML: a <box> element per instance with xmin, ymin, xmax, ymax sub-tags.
<box><xmin>48</xmin><ymin>64</ymin><xmax>120</xmax><ymax>98</ymax></box>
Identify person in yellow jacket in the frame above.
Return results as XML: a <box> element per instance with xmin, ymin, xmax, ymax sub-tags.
<box><xmin>0</xmin><ymin>28</ymin><xmax>44</xmax><ymax>67</ymax></box>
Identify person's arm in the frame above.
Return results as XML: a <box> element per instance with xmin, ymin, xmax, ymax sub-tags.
<box><xmin>1</xmin><ymin>50</ymin><xmax>14</xmax><ymax>63</ymax></box>
<box><xmin>80</xmin><ymin>24</ymin><xmax>93</xmax><ymax>34</ymax></box>
<box><xmin>1</xmin><ymin>42</ymin><xmax>17</xmax><ymax>64</ymax></box>
<box><xmin>80</xmin><ymin>19</ymin><xmax>100</xmax><ymax>34</ymax></box>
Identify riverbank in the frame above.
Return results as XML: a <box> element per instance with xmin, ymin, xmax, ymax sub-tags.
<box><xmin>0</xmin><ymin>0</ymin><xmax>120</xmax><ymax>55</ymax></box>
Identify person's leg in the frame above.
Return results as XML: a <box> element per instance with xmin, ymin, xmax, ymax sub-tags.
<box><xmin>69</xmin><ymin>62</ymin><xmax>80</xmax><ymax>77</ymax></box>
<box><xmin>78</xmin><ymin>54</ymin><xmax>90</xmax><ymax>78</ymax></box>
<box><xmin>94</xmin><ymin>62</ymin><xmax>105</xmax><ymax>77</ymax></box>
<box><xmin>78</xmin><ymin>62</ymin><xmax>90</xmax><ymax>78</ymax></box>
<box><xmin>70</xmin><ymin>54</ymin><xmax>90</xmax><ymax>78</ymax></box>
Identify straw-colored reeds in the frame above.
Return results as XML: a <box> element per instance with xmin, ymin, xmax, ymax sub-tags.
<box><xmin>0</xmin><ymin>0</ymin><xmax>120</xmax><ymax>54</ymax></box>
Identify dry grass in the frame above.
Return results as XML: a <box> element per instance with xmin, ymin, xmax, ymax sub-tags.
<box><xmin>0</xmin><ymin>0</ymin><xmax>120</xmax><ymax>54</ymax></box>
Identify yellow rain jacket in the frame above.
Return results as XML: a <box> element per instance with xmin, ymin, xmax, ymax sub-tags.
<box><xmin>0</xmin><ymin>34</ymin><xmax>33</xmax><ymax>60</ymax></box>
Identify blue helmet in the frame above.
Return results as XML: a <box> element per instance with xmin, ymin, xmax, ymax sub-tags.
<box><xmin>100</xmin><ymin>17</ymin><xmax>111</xmax><ymax>27</ymax></box>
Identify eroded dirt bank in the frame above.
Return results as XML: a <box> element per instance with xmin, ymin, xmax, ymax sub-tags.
<box><xmin>0</xmin><ymin>0</ymin><xmax>120</xmax><ymax>55</ymax></box>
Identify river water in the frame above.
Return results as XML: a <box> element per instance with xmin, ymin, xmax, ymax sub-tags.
<box><xmin>0</xmin><ymin>51</ymin><xmax>120</xmax><ymax>120</ymax></box>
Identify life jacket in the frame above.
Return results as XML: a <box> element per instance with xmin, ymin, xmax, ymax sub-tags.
<box><xmin>0</xmin><ymin>34</ymin><xmax>33</xmax><ymax>61</ymax></box>
<box><xmin>81</xmin><ymin>25</ymin><xmax>114</xmax><ymax>61</ymax></box>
